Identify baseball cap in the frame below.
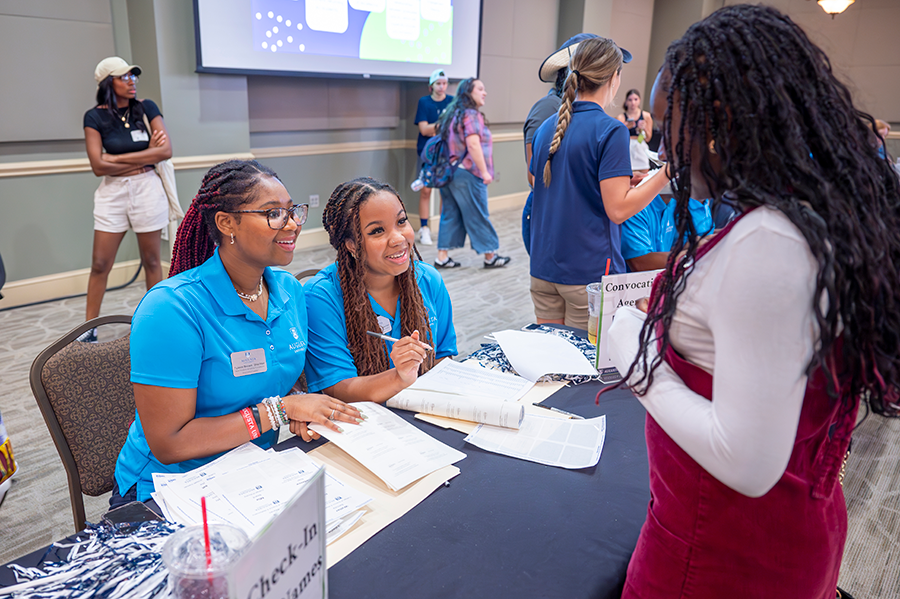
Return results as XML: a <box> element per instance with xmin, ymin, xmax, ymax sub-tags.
<box><xmin>539</xmin><ymin>34</ymin><xmax>632</xmax><ymax>82</ymax></box>
<box><xmin>94</xmin><ymin>57</ymin><xmax>142</xmax><ymax>83</ymax></box>
<box><xmin>429</xmin><ymin>68</ymin><xmax>448</xmax><ymax>85</ymax></box>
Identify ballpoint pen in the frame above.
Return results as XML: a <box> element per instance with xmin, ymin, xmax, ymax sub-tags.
<box><xmin>533</xmin><ymin>404</ymin><xmax>585</xmax><ymax>420</ymax></box>
<box><xmin>366</xmin><ymin>330</ymin><xmax>433</xmax><ymax>351</ymax></box>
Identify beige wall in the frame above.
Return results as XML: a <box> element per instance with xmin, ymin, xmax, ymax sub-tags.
<box><xmin>643</xmin><ymin>0</ymin><xmax>705</xmax><ymax>105</ymax></box>
<box><xmin>609</xmin><ymin>0</ymin><xmax>655</xmax><ymax>109</ymax></box>
<box><xmin>479</xmin><ymin>0</ymin><xmax>561</xmax><ymax>124</ymax></box>
<box><xmin>722</xmin><ymin>0</ymin><xmax>900</xmax><ymax>122</ymax></box>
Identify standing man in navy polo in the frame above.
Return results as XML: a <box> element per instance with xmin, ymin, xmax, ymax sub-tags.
<box><xmin>521</xmin><ymin>33</ymin><xmax>598</xmax><ymax>255</ymax></box>
<box><xmin>413</xmin><ymin>68</ymin><xmax>454</xmax><ymax>246</ymax></box>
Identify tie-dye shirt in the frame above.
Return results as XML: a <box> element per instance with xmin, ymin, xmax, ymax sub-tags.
<box><xmin>447</xmin><ymin>108</ymin><xmax>493</xmax><ymax>180</ymax></box>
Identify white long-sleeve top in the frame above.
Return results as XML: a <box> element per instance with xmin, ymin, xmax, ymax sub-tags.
<box><xmin>608</xmin><ymin>207</ymin><xmax>820</xmax><ymax>497</ymax></box>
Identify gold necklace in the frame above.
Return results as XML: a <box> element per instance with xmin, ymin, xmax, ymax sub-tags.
<box><xmin>120</xmin><ymin>105</ymin><xmax>131</xmax><ymax>128</ymax></box>
<box><xmin>235</xmin><ymin>278</ymin><xmax>264</xmax><ymax>302</ymax></box>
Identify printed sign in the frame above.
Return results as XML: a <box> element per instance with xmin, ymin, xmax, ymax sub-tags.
<box><xmin>594</xmin><ymin>270</ymin><xmax>662</xmax><ymax>380</ymax></box>
<box><xmin>232</xmin><ymin>467</ymin><xmax>327</xmax><ymax>599</ymax></box>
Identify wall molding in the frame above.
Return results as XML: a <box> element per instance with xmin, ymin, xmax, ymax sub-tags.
<box><xmin>0</xmin><ymin>190</ymin><xmax>527</xmax><ymax>310</ymax></box>
<box><xmin>0</xmin><ymin>133</ymin><xmax>529</xmax><ymax>179</ymax></box>
<box><xmin>0</xmin><ymin>152</ymin><xmax>256</xmax><ymax>178</ymax></box>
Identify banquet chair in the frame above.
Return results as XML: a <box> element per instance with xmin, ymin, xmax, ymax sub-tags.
<box><xmin>29</xmin><ymin>315</ymin><xmax>134</xmax><ymax>533</ymax></box>
<box><xmin>294</xmin><ymin>268</ymin><xmax>320</xmax><ymax>284</ymax></box>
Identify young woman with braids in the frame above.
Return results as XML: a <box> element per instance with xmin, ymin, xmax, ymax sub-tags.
<box><xmin>303</xmin><ymin>178</ymin><xmax>457</xmax><ymax>403</ymax></box>
<box><xmin>432</xmin><ymin>78</ymin><xmax>510</xmax><ymax>269</ymax></box>
<box><xmin>111</xmin><ymin>160</ymin><xmax>361</xmax><ymax>506</ymax></box>
<box><xmin>528</xmin><ymin>37</ymin><xmax>670</xmax><ymax>329</ymax></box>
<box><xmin>604</xmin><ymin>5</ymin><xmax>900</xmax><ymax>597</ymax></box>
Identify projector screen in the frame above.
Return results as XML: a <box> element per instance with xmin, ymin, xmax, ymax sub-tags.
<box><xmin>194</xmin><ymin>0</ymin><xmax>482</xmax><ymax>81</ymax></box>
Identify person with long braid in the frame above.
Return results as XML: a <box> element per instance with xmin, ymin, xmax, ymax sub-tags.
<box><xmin>528</xmin><ymin>37</ymin><xmax>670</xmax><ymax>329</ymax></box>
<box><xmin>304</xmin><ymin>177</ymin><xmax>456</xmax><ymax>403</ymax></box>
<box><xmin>604</xmin><ymin>5</ymin><xmax>900</xmax><ymax>597</ymax></box>
<box><xmin>112</xmin><ymin>160</ymin><xmax>361</xmax><ymax>506</ymax></box>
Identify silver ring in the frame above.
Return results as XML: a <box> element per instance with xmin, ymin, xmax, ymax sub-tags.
<box><xmin>330</xmin><ymin>408</ymin><xmax>336</xmax><ymax>420</ymax></box>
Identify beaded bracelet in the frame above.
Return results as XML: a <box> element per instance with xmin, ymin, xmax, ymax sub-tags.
<box><xmin>262</xmin><ymin>401</ymin><xmax>279</xmax><ymax>431</ymax></box>
<box><xmin>263</xmin><ymin>396</ymin><xmax>288</xmax><ymax>428</ymax></box>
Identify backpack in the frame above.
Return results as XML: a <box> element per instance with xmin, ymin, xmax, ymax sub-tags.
<box><xmin>415</xmin><ymin>133</ymin><xmax>467</xmax><ymax>189</ymax></box>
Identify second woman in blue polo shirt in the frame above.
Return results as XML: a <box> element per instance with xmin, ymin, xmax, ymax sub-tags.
<box><xmin>304</xmin><ymin>177</ymin><xmax>457</xmax><ymax>402</ymax></box>
<box><xmin>529</xmin><ymin>37</ymin><xmax>671</xmax><ymax>329</ymax></box>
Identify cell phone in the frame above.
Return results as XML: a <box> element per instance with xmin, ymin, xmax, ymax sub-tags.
<box><xmin>102</xmin><ymin>501</ymin><xmax>164</xmax><ymax>526</ymax></box>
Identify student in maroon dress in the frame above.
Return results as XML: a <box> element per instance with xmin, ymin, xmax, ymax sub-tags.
<box><xmin>605</xmin><ymin>5</ymin><xmax>900</xmax><ymax>598</ymax></box>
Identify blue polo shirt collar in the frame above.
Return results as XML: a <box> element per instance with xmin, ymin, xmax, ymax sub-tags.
<box><xmin>572</xmin><ymin>101</ymin><xmax>605</xmax><ymax>114</ymax></box>
<box><xmin>199</xmin><ymin>248</ymin><xmax>288</xmax><ymax>321</ymax></box>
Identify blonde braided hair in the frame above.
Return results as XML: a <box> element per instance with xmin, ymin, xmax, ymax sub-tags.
<box><xmin>543</xmin><ymin>37</ymin><xmax>624</xmax><ymax>186</ymax></box>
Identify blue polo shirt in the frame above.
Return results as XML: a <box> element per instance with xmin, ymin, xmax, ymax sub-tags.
<box><xmin>621</xmin><ymin>196</ymin><xmax>715</xmax><ymax>260</ymax></box>
<box><xmin>115</xmin><ymin>249</ymin><xmax>308</xmax><ymax>501</ymax></box>
<box><xmin>304</xmin><ymin>261</ymin><xmax>457</xmax><ymax>393</ymax></box>
<box><xmin>529</xmin><ymin>101</ymin><xmax>633</xmax><ymax>284</ymax></box>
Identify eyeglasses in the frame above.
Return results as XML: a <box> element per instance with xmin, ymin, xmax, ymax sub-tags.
<box><xmin>117</xmin><ymin>74</ymin><xmax>139</xmax><ymax>83</ymax></box>
<box><xmin>226</xmin><ymin>203</ymin><xmax>309</xmax><ymax>230</ymax></box>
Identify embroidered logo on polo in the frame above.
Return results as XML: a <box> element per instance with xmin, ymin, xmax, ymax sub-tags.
<box><xmin>290</xmin><ymin>327</ymin><xmax>299</xmax><ymax>340</ymax></box>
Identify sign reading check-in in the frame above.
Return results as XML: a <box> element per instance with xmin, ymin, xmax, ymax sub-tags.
<box><xmin>232</xmin><ymin>468</ymin><xmax>327</xmax><ymax>599</ymax></box>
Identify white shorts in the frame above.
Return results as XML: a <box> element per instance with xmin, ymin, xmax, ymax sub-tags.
<box><xmin>93</xmin><ymin>169</ymin><xmax>168</xmax><ymax>234</ymax></box>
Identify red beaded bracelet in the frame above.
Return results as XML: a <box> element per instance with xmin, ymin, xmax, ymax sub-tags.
<box><xmin>240</xmin><ymin>407</ymin><xmax>261</xmax><ymax>440</ymax></box>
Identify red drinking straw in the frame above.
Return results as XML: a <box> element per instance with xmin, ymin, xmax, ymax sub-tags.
<box><xmin>605</xmin><ymin>258</ymin><xmax>611</xmax><ymax>277</ymax></box>
<box><xmin>201</xmin><ymin>496</ymin><xmax>212</xmax><ymax>580</ymax></box>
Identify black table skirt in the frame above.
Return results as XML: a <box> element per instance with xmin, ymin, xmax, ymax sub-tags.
<box><xmin>1</xmin><ymin>383</ymin><xmax>649</xmax><ymax>599</ymax></box>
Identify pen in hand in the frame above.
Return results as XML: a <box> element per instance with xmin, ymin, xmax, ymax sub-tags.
<box><xmin>366</xmin><ymin>330</ymin><xmax>433</xmax><ymax>351</ymax></box>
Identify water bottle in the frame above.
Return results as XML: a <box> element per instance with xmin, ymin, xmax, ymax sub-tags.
<box><xmin>411</xmin><ymin>178</ymin><xmax>425</xmax><ymax>192</ymax></box>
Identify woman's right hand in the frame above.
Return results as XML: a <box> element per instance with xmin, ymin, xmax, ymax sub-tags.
<box><xmin>149</xmin><ymin>128</ymin><xmax>167</xmax><ymax>148</ymax></box>
<box><xmin>282</xmin><ymin>393</ymin><xmax>362</xmax><ymax>441</ymax></box>
<box><xmin>390</xmin><ymin>330</ymin><xmax>428</xmax><ymax>386</ymax></box>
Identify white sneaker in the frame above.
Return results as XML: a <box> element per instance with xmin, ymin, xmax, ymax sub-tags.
<box><xmin>418</xmin><ymin>226</ymin><xmax>433</xmax><ymax>245</ymax></box>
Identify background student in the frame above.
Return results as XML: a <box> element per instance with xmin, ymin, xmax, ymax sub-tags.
<box><xmin>529</xmin><ymin>37</ymin><xmax>669</xmax><ymax>329</ymax></box>
<box><xmin>433</xmin><ymin>78</ymin><xmax>510</xmax><ymax>269</ymax></box>
<box><xmin>607</xmin><ymin>6</ymin><xmax>900</xmax><ymax>596</ymax></box>
<box><xmin>82</xmin><ymin>57</ymin><xmax>171</xmax><ymax>341</ymax></box>
<box><xmin>112</xmin><ymin>160</ymin><xmax>360</xmax><ymax>506</ymax></box>
<box><xmin>304</xmin><ymin>177</ymin><xmax>457</xmax><ymax>404</ymax></box>
<box><xmin>616</xmin><ymin>89</ymin><xmax>653</xmax><ymax>175</ymax></box>
<box><xmin>413</xmin><ymin>68</ymin><xmax>454</xmax><ymax>246</ymax></box>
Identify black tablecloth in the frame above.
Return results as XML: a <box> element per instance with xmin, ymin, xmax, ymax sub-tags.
<box><xmin>1</xmin><ymin>384</ymin><xmax>649</xmax><ymax>598</ymax></box>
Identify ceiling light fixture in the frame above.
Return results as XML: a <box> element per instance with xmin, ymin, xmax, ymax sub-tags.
<box><xmin>817</xmin><ymin>0</ymin><xmax>855</xmax><ymax>18</ymax></box>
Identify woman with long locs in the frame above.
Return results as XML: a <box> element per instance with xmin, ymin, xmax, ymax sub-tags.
<box><xmin>303</xmin><ymin>177</ymin><xmax>457</xmax><ymax>404</ymax></box>
<box><xmin>604</xmin><ymin>5</ymin><xmax>900</xmax><ymax>597</ymax></box>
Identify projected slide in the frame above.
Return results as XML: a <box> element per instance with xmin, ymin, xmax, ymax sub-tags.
<box><xmin>251</xmin><ymin>0</ymin><xmax>453</xmax><ymax>65</ymax></box>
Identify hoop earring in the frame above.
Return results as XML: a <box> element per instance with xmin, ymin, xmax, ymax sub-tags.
<box><xmin>230</xmin><ymin>233</ymin><xmax>235</xmax><ymax>245</ymax></box>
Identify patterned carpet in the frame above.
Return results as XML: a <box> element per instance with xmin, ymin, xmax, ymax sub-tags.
<box><xmin>0</xmin><ymin>205</ymin><xmax>896</xmax><ymax>597</ymax></box>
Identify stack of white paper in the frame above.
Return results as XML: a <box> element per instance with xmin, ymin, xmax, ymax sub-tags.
<box><xmin>152</xmin><ymin>443</ymin><xmax>372</xmax><ymax>542</ymax></box>
<box><xmin>387</xmin><ymin>359</ymin><xmax>534</xmax><ymax>428</ymax></box>
<box><xmin>309</xmin><ymin>402</ymin><xmax>466</xmax><ymax>491</ymax></box>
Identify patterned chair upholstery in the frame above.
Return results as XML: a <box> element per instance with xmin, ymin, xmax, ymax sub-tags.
<box><xmin>30</xmin><ymin>315</ymin><xmax>134</xmax><ymax>532</ymax></box>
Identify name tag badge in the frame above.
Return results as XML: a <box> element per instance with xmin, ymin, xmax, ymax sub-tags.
<box><xmin>131</xmin><ymin>129</ymin><xmax>150</xmax><ymax>143</ymax></box>
<box><xmin>231</xmin><ymin>348</ymin><xmax>267</xmax><ymax>377</ymax></box>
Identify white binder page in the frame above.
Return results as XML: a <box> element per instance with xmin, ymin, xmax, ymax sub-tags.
<box><xmin>388</xmin><ymin>389</ymin><xmax>524</xmax><ymax>429</ymax></box>
<box><xmin>309</xmin><ymin>402</ymin><xmax>466</xmax><ymax>491</ymax></box>
<box><xmin>406</xmin><ymin>358</ymin><xmax>534</xmax><ymax>401</ymax></box>
<box><xmin>493</xmin><ymin>330</ymin><xmax>599</xmax><ymax>382</ymax></box>
<box><xmin>464</xmin><ymin>414</ymin><xmax>606</xmax><ymax>469</ymax></box>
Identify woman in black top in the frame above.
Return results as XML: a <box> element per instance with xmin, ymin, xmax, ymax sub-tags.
<box><xmin>82</xmin><ymin>57</ymin><xmax>172</xmax><ymax>336</ymax></box>
<box><xmin>616</xmin><ymin>89</ymin><xmax>653</xmax><ymax>175</ymax></box>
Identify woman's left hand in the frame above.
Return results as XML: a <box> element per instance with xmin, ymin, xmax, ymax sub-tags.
<box><xmin>283</xmin><ymin>393</ymin><xmax>362</xmax><ymax>442</ymax></box>
<box><xmin>149</xmin><ymin>128</ymin><xmax>167</xmax><ymax>148</ymax></box>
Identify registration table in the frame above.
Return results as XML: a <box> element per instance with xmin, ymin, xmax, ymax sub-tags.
<box><xmin>1</xmin><ymin>382</ymin><xmax>649</xmax><ymax>598</ymax></box>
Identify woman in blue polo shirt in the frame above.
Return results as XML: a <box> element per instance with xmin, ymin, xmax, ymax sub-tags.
<box><xmin>529</xmin><ymin>37</ymin><xmax>671</xmax><ymax>329</ymax></box>
<box><xmin>112</xmin><ymin>160</ymin><xmax>361</xmax><ymax>506</ymax></box>
<box><xmin>304</xmin><ymin>177</ymin><xmax>457</xmax><ymax>403</ymax></box>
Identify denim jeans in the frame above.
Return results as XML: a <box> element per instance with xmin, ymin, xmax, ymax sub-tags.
<box><xmin>437</xmin><ymin>168</ymin><xmax>500</xmax><ymax>254</ymax></box>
